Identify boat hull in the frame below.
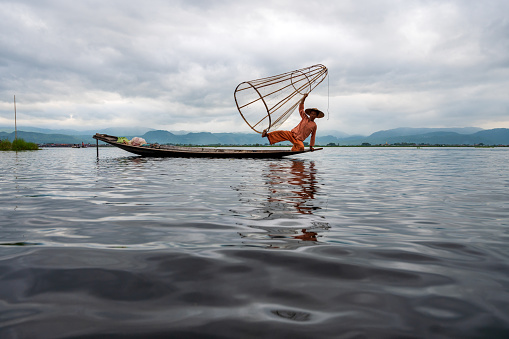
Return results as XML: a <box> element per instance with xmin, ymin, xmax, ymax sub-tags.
<box><xmin>93</xmin><ymin>134</ymin><xmax>322</xmax><ymax>158</ymax></box>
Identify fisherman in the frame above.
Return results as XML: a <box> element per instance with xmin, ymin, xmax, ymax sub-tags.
<box><xmin>262</xmin><ymin>93</ymin><xmax>324</xmax><ymax>151</ymax></box>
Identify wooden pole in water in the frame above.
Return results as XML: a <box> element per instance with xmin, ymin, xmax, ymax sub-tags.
<box><xmin>14</xmin><ymin>95</ymin><xmax>17</xmax><ymax>141</ymax></box>
<box><xmin>96</xmin><ymin>138</ymin><xmax>99</xmax><ymax>158</ymax></box>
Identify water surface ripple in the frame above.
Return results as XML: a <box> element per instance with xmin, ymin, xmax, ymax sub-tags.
<box><xmin>1</xmin><ymin>147</ymin><xmax>508</xmax><ymax>338</ymax></box>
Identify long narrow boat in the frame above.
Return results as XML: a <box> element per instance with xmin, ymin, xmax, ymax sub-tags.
<box><xmin>93</xmin><ymin>133</ymin><xmax>322</xmax><ymax>158</ymax></box>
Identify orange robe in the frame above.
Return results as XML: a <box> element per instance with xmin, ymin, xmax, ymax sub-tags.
<box><xmin>266</xmin><ymin>99</ymin><xmax>317</xmax><ymax>151</ymax></box>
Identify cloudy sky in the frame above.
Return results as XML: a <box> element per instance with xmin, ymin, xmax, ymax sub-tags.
<box><xmin>1</xmin><ymin>0</ymin><xmax>508</xmax><ymax>135</ymax></box>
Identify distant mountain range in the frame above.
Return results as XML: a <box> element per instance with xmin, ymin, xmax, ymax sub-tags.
<box><xmin>0</xmin><ymin>126</ymin><xmax>156</xmax><ymax>136</ymax></box>
<box><xmin>337</xmin><ymin>127</ymin><xmax>508</xmax><ymax>146</ymax></box>
<box><xmin>1</xmin><ymin>126</ymin><xmax>508</xmax><ymax>146</ymax></box>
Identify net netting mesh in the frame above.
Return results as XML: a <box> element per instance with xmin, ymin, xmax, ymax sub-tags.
<box><xmin>234</xmin><ymin>64</ymin><xmax>328</xmax><ymax>133</ymax></box>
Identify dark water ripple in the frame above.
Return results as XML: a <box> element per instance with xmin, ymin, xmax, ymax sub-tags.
<box><xmin>1</xmin><ymin>147</ymin><xmax>509</xmax><ymax>338</ymax></box>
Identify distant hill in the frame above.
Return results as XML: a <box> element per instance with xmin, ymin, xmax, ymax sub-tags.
<box><xmin>343</xmin><ymin>128</ymin><xmax>509</xmax><ymax>146</ymax></box>
<box><xmin>143</xmin><ymin>130</ymin><xmax>267</xmax><ymax>145</ymax></box>
<box><xmin>0</xmin><ymin>131</ymin><xmax>94</xmax><ymax>144</ymax></box>
<box><xmin>369</xmin><ymin>127</ymin><xmax>483</xmax><ymax>139</ymax></box>
<box><xmin>315</xmin><ymin>130</ymin><xmax>351</xmax><ymax>138</ymax></box>
<box><xmin>0</xmin><ymin>126</ymin><xmax>155</xmax><ymax>136</ymax></box>
<box><xmin>142</xmin><ymin>130</ymin><xmax>180</xmax><ymax>144</ymax></box>
<box><xmin>472</xmin><ymin>128</ymin><xmax>509</xmax><ymax>144</ymax></box>
<box><xmin>1</xmin><ymin>126</ymin><xmax>508</xmax><ymax>146</ymax></box>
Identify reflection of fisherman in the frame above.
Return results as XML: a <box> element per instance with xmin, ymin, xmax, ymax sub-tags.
<box><xmin>290</xmin><ymin>161</ymin><xmax>315</xmax><ymax>200</ymax></box>
<box><xmin>262</xmin><ymin>93</ymin><xmax>324</xmax><ymax>151</ymax></box>
<box><xmin>290</xmin><ymin>161</ymin><xmax>316</xmax><ymax>214</ymax></box>
<box><xmin>266</xmin><ymin>160</ymin><xmax>317</xmax><ymax>215</ymax></box>
<box><xmin>292</xmin><ymin>229</ymin><xmax>318</xmax><ymax>241</ymax></box>
<box><xmin>234</xmin><ymin>158</ymin><xmax>329</xmax><ymax>249</ymax></box>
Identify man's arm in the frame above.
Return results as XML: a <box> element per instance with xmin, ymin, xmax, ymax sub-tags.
<box><xmin>299</xmin><ymin>93</ymin><xmax>308</xmax><ymax>118</ymax></box>
<box><xmin>309</xmin><ymin>125</ymin><xmax>316</xmax><ymax>151</ymax></box>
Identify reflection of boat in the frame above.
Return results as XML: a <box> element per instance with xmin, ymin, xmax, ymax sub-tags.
<box><xmin>93</xmin><ymin>133</ymin><xmax>322</xmax><ymax>158</ymax></box>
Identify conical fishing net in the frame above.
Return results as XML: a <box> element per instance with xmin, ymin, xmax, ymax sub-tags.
<box><xmin>234</xmin><ymin>64</ymin><xmax>328</xmax><ymax>133</ymax></box>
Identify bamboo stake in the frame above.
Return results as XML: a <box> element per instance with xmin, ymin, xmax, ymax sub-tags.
<box><xmin>14</xmin><ymin>95</ymin><xmax>17</xmax><ymax>141</ymax></box>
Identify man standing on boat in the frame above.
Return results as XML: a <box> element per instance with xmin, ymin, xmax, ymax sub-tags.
<box><xmin>262</xmin><ymin>93</ymin><xmax>324</xmax><ymax>151</ymax></box>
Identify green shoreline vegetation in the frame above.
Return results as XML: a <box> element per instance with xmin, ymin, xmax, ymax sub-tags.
<box><xmin>0</xmin><ymin>138</ymin><xmax>39</xmax><ymax>151</ymax></box>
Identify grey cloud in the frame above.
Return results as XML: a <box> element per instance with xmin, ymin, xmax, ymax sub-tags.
<box><xmin>1</xmin><ymin>0</ymin><xmax>508</xmax><ymax>134</ymax></box>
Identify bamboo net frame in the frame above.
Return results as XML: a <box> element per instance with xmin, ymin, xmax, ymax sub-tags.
<box><xmin>234</xmin><ymin>64</ymin><xmax>328</xmax><ymax>133</ymax></box>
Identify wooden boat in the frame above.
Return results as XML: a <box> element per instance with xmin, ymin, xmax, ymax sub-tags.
<box><xmin>93</xmin><ymin>133</ymin><xmax>322</xmax><ymax>158</ymax></box>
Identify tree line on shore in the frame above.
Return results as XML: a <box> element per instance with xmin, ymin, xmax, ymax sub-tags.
<box><xmin>0</xmin><ymin>138</ymin><xmax>39</xmax><ymax>151</ymax></box>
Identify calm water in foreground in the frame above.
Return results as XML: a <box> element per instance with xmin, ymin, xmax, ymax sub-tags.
<box><xmin>0</xmin><ymin>146</ymin><xmax>508</xmax><ymax>338</ymax></box>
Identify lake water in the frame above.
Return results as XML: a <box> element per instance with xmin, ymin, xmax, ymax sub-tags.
<box><xmin>1</xmin><ymin>146</ymin><xmax>508</xmax><ymax>338</ymax></box>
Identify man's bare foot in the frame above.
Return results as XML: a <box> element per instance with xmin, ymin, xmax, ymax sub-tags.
<box><xmin>262</xmin><ymin>129</ymin><xmax>268</xmax><ymax>138</ymax></box>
